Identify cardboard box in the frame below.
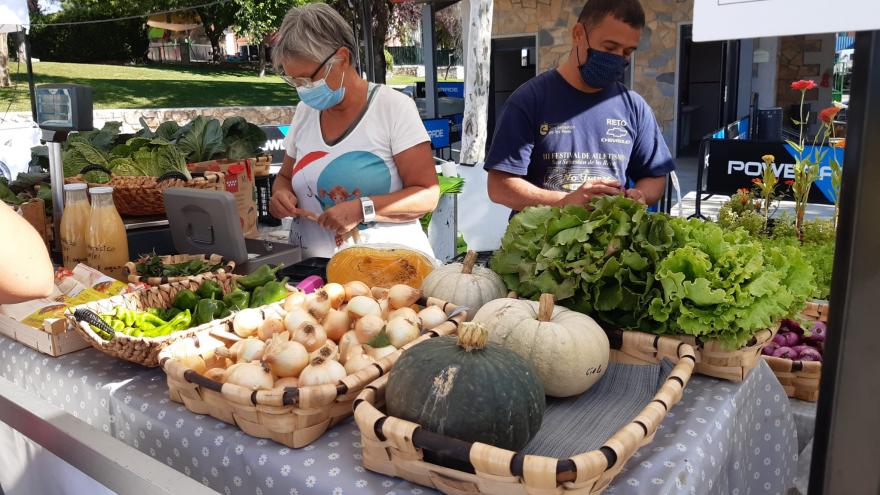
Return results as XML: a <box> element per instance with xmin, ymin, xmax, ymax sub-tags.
<box><xmin>188</xmin><ymin>159</ymin><xmax>258</xmax><ymax>235</ymax></box>
<box><xmin>0</xmin><ymin>314</ymin><xmax>90</xmax><ymax>357</ymax></box>
<box><xmin>14</xmin><ymin>199</ymin><xmax>50</xmax><ymax>247</ymax></box>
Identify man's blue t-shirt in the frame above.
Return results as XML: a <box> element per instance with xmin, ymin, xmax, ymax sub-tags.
<box><xmin>484</xmin><ymin>70</ymin><xmax>675</xmax><ymax>192</ymax></box>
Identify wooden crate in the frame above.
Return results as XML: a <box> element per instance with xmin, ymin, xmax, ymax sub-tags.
<box><xmin>763</xmin><ymin>356</ymin><xmax>820</xmax><ymax>402</ymax></box>
<box><xmin>0</xmin><ymin>314</ymin><xmax>89</xmax><ymax>357</ymax></box>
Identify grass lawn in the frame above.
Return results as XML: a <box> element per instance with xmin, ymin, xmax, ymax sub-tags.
<box><xmin>0</xmin><ymin>61</ymin><xmax>298</xmax><ymax>113</ymax></box>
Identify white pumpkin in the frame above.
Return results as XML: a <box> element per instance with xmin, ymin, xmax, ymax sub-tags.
<box><xmin>420</xmin><ymin>251</ymin><xmax>507</xmax><ymax>321</ymax></box>
<box><xmin>472</xmin><ymin>294</ymin><xmax>610</xmax><ymax>398</ymax></box>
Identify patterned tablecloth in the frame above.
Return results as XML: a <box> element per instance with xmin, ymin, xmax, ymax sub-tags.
<box><xmin>0</xmin><ymin>334</ymin><xmax>800</xmax><ymax>495</ymax></box>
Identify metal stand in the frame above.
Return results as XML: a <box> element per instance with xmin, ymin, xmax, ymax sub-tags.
<box><xmin>43</xmin><ymin>130</ymin><xmax>69</xmax><ymax>250</ymax></box>
<box><xmin>688</xmin><ymin>137</ymin><xmax>711</xmax><ymax>220</ymax></box>
<box><xmin>421</xmin><ymin>3</ymin><xmax>439</xmax><ymax>120</ymax></box>
<box><xmin>809</xmin><ymin>30</ymin><xmax>880</xmax><ymax>494</ymax></box>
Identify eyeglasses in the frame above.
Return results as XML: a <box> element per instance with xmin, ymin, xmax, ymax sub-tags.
<box><xmin>281</xmin><ymin>49</ymin><xmax>340</xmax><ymax>89</ymax></box>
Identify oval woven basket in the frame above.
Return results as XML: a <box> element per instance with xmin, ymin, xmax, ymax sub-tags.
<box><xmin>353</xmin><ymin>329</ymin><xmax>695</xmax><ymax>495</ymax></box>
<box><xmin>66</xmin><ymin>172</ymin><xmax>224</xmax><ymax>216</ymax></box>
<box><xmin>159</xmin><ymin>297</ymin><xmax>467</xmax><ymax>449</ymax></box>
<box><xmin>68</xmin><ymin>275</ymin><xmax>239</xmax><ymax>367</ymax></box>
<box><xmin>124</xmin><ymin>253</ymin><xmax>236</xmax><ymax>286</ymax></box>
<box><xmin>763</xmin><ymin>301</ymin><xmax>828</xmax><ymax>402</ymax></box>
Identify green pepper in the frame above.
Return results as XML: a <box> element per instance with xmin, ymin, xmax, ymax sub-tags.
<box><xmin>196</xmin><ymin>280</ymin><xmax>223</xmax><ymax>300</ymax></box>
<box><xmin>172</xmin><ymin>289</ymin><xmax>199</xmax><ymax>312</ymax></box>
<box><xmin>108</xmin><ymin>319</ymin><xmax>126</xmax><ymax>333</ymax></box>
<box><xmin>218</xmin><ymin>307</ymin><xmax>232</xmax><ymax>319</ymax></box>
<box><xmin>194</xmin><ymin>299</ymin><xmax>224</xmax><ymax>326</ymax></box>
<box><xmin>161</xmin><ymin>307</ymin><xmax>182</xmax><ymax>321</ymax></box>
<box><xmin>146</xmin><ymin>308</ymin><xmax>163</xmax><ymax>318</ymax></box>
<box><xmin>135</xmin><ymin>312</ymin><xmax>167</xmax><ymax>331</ymax></box>
<box><xmin>235</xmin><ymin>264</ymin><xmax>283</xmax><ymax>291</ymax></box>
<box><xmin>114</xmin><ymin>307</ymin><xmax>136</xmax><ymax>327</ymax></box>
<box><xmin>145</xmin><ymin>310</ymin><xmax>192</xmax><ymax>337</ymax></box>
<box><xmin>250</xmin><ymin>277</ymin><xmax>289</xmax><ymax>308</ymax></box>
<box><xmin>130</xmin><ymin>327</ymin><xmax>144</xmax><ymax>338</ymax></box>
<box><xmin>222</xmin><ymin>288</ymin><xmax>250</xmax><ymax>311</ymax></box>
<box><xmin>89</xmin><ymin>324</ymin><xmax>114</xmax><ymax>340</ymax></box>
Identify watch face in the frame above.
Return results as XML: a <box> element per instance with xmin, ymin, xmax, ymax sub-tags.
<box><xmin>365</xmin><ymin>205</ymin><xmax>375</xmax><ymax>215</ymax></box>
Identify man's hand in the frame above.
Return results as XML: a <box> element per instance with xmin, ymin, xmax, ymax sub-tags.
<box><xmin>625</xmin><ymin>188</ymin><xmax>647</xmax><ymax>205</ymax></box>
<box><xmin>556</xmin><ymin>178</ymin><xmax>623</xmax><ymax>207</ymax></box>
<box><xmin>317</xmin><ymin>200</ymin><xmax>363</xmax><ymax>235</ymax></box>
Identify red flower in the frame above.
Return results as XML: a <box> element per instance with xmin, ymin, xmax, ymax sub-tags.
<box><xmin>785</xmin><ymin>180</ymin><xmax>795</xmax><ymax>186</ymax></box>
<box><xmin>737</xmin><ymin>188</ymin><xmax>750</xmax><ymax>194</ymax></box>
<box><xmin>791</xmin><ymin>80</ymin><xmax>818</xmax><ymax>91</ymax></box>
<box><xmin>820</xmin><ymin>107</ymin><xmax>840</xmax><ymax>124</ymax></box>
<box><xmin>752</xmin><ymin>178</ymin><xmax>763</xmax><ymax>185</ymax></box>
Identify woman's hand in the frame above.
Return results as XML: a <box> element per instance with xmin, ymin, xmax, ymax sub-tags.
<box><xmin>317</xmin><ymin>200</ymin><xmax>363</xmax><ymax>235</ymax></box>
<box><xmin>269</xmin><ymin>189</ymin><xmax>310</xmax><ymax>219</ymax></box>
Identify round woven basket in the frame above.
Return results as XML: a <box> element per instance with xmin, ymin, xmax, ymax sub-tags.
<box><xmin>68</xmin><ymin>275</ymin><xmax>239</xmax><ymax>367</ymax></box>
<box><xmin>124</xmin><ymin>253</ymin><xmax>236</xmax><ymax>286</ymax></box>
<box><xmin>66</xmin><ymin>171</ymin><xmax>224</xmax><ymax>216</ymax></box>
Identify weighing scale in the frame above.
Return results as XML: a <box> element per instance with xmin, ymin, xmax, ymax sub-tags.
<box><xmin>162</xmin><ymin>188</ymin><xmax>301</xmax><ymax>275</ymax></box>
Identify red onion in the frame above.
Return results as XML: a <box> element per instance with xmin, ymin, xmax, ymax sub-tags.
<box><xmin>772</xmin><ymin>346</ymin><xmax>798</xmax><ymax>359</ymax></box>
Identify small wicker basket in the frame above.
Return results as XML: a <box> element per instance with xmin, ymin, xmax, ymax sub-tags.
<box><xmin>353</xmin><ymin>330</ymin><xmax>695</xmax><ymax>495</ymax></box>
<box><xmin>763</xmin><ymin>300</ymin><xmax>828</xmax><ymax>402</ymax></box>
<box><xmin>124</xmin><ymin>253</ymin><xmax>236</xmax><ymax>286</ymax></box>
<box><xmin>68</xmin><ymin>275</ymin><xmax>239</xmax><ymax>367</ymax></box>
<box><xmin>159</xmin><ymin>297</ymin><xmax>467</xmax><ymax>449</ymax></box>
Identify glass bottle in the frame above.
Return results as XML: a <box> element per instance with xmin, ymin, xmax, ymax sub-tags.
<box><xmin>86</xmin><ymin>187</ymin><xmax>129</xmax><ymax>281</ymax></box>
<box><xmin>59</xmin><ymin>183</ymin><xmax>90</xmax><ymax>269</ymax></box>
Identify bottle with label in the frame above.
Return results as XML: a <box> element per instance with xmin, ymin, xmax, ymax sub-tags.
<box><xmin>86</xmin><ymin>187</ymin><xmax>129</xmax><ymax>281</ymax></box>
<box><xmin>59</xmin><ymin>183</ymin><xmax>91</xmax><ymax>269</ymax></box>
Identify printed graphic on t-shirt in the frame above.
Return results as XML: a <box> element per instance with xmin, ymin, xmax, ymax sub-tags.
<box><xmin>539</xmin><ymin>116</ymin><xmax>634</xmax><ymax>191</ymax></box>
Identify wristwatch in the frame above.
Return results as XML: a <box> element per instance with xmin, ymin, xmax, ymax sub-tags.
<box><xmin>360</xmin><ymin>196</ymin><xmax>376</xmax><ymax>223</ymax></box>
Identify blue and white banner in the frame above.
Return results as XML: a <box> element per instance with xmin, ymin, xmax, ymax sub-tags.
<box><xmin>259</xmin><ymin>125</ymin><xmax>291</xmax><ymax>165</ymax></box>
<box><xmin>422</xmin><ymin>118</ymin><xmax>451</xmax><ymax>149</ymax></box>
<box><xmin>437</xmin><ymin>82</ymin><xmax>465</xmax><ymax>99</ymax></box>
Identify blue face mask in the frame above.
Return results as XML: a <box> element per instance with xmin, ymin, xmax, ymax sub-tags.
<box><xmin>577</xmin><ymin>26</ymin><xmax>630</xmax><ymax>89</ymax></box>
<box><xmin>296</xmin><ymin>64</ymin><xmax>346</xmax><ymax>111</ymax></box>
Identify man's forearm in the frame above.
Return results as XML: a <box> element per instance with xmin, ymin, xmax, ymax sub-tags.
<box><xmin>488</xmin><ymin>171</ymin><xmax>566</xmax><ymax>211</ymax></box>
<box><xmin>633</xmin><ymin>176</ymin><xmax>667</xmax><ymax>205</ymax></box>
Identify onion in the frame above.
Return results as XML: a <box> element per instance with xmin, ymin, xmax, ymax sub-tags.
<box><xmin>343</xmin><ymin>281</ymin><xmax>370</xmax><ymax>301</ymax></box>
<box><xmin>299</xmin><ymin>357</ymin><xmax>347</xmax><ymax>387</ymax></box>
<box><xmin>371</xmin><ymin>286</ymin><xmax>389</xmax><ymax>300</ymax></box>
<box><xmin>292</xmin><ymin>322</ymin><xmax>327</xmax><ymax>352</ymax></box>
<box><xmin>347</xmin><ymin>296</ymin><xmax>382</xmax><ymax>320</ymax></box>
<box><xmin>176</xmin><ymin>354</ymin><xmax>207</xmax><ymax>375</ymax></box>
<box><xmin>344</xmin><ymin>353</ymin><xmax>377</xmax><ymax>375</ymax></box>
<box><xmin>273</xmin><ymin>376</ymin><xmax>299</xmax><ymax>389</ymax></box>
<box><xmin>378</xmin><ymin>298</ymin><xmax>391</xmax><ymax>320</ymax></box>
<box><xmin>283</xmin><ymin>291</ymin><xmax>307</xmax><ymax>312</ymax></box>
<box><xmin>355</xmin><ymin>314</ymin><xmax>385</xmax><ymax>343</ymax></box>
<box><xmin>228</xmin><ymin>338</ymin><xmax>267</xmax><ymax>363</ymax></box>
<box><xmin>365</xmin><ymin>345</ymin><xmax>396</xmax><ymax>361</ymax></box>
<box><xmin>225</xmin><ymin>362</ymin><xmax>274</xmax><ymax>390</ymax></box>
<box><xmin>386</xmin><ymin>317</ymin><xmax>420</xmax><ymax>348</ymax></box>
<box><xmin>307</xmin><ymin>290</ymin><xmax>332</xmax><ymax>320</ymax></box>
<box><xmin>233</xmin><ymin>309</ymin><xmax>264</xmax><ymax>338</ymax></box>
<box><xmin>322</xmin><ymin>309</ymin><xmax>351</xmax><ymax>343</ymax></box>
<box><xmin>263</xmin><ymin>333</ymin><xmax>309</xmax><ymax>378</ymax></box>
<box><xmin>338</xmin><ymin>331</ymin><xmax>361</xmax><ymax>364</ymax></box>
<box><xmin>389</xmin><ymin>307</ymin><xmax>418</xmax><ymax>322</ymax></box>
<box><xmin>418</xmin><ymin>306</ymin><xmax>447</xmax><ymax>330</ymax></box>
<box><xmin>284</xmin><ymin>307</ymin><xmax>317</xmax><ymax>333</ymax></box>
<box><xmin>204</xmin><ymin>367</ymin><xmax>226</xmax><ymax>382</ymax></box>
<box><xmin>258</xmin><ymin>318</ymin><xmax>285</xmax><ymax>341</ymax></box>
<box><xmin>309</xmin><ymin>340</ymin><xmax>339</xmax><ymax>362</ymax></box>
<box><xmin>322</xmin><ymin>283</ymin><xmax>346</xmax><ymax>309</ymax></box>
<box><xmin>389</xmin><ymin>284</ymin><xmax>422</xmax><ymax>309</ymax></box>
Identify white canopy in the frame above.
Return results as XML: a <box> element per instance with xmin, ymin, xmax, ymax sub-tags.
<box><xmin>0</xmin><ymin>0</ymin><xmax>28</xmax><ymax>33</ymax></box>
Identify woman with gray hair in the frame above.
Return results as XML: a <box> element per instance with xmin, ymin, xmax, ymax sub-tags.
<box><xmin>269</xmin><ymin>3</ymin><xmax>439</xmax><ymax>260</ymax></box>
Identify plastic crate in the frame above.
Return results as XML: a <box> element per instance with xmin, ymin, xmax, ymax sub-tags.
<box><xmin>255</xmin><ymin>175</ymin><xmax>282</xmax><ymax>226</ymax></box>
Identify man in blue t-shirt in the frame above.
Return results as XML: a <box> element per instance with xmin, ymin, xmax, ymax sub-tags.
<box><xmin>485</xmin><ymin>0</ymin><xmax>675</xmax><ymax>212</ymax></box>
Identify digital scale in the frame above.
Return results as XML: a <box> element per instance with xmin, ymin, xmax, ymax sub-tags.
<box><xmin>163</xmin><ymin>188</ymin><xmax>302</xmax><ymax>275</ymax></box>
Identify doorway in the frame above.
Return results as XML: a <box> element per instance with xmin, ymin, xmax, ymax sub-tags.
<box><xmin>487</xmin><ymin>36</ymin><xmax>537</xmax><ymax>151</ymax></box>
<box><xmin>676</xmin><ymin>25</ymin><xmax>738</xmax><ymax>156</ymax></box>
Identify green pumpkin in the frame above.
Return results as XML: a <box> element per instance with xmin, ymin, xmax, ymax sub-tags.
<box><xmin>386</xmin><ymin>323</ymin><xmax>545</xmax><ymax>451</ymax></box>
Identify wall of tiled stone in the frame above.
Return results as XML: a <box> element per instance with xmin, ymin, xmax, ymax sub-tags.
<box><xmin>493</xmin><ymin>0</ymin><xmax>694</xmax><ymax>144</ymax></box>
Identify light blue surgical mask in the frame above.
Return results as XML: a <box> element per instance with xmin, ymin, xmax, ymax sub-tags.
<box><xmin>295</xmin><ymin>63</ymin><xmax>346</xmax><ymax>111</ymax></box>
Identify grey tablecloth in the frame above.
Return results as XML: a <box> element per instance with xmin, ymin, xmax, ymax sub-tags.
<box><xmin>0</xmin><ymin>334</ymin><xmax>800</xmax><ymax>495</ymax></box>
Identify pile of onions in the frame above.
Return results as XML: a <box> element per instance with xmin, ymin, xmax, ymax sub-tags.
<box><xmin>189</xmin><ymin>281</ymin><xmax>449</xmax><ymax>393</ymax></box>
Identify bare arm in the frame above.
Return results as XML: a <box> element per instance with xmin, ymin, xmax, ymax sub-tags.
<box><xmin>487</xmin><ymin>170</ymin><xmax>566</xmax><ymax>211</ymax></box>
<box><xmin>629</xmin><ymin>176</ymin><xmax>667</xmax><ymax>206</ymax></box>
<box><xmin>0</xmin><ymin>203</ymin><xmax>54</xmax><ymax>303</ymax></box>
<box><xmin>373</xmin><ymin>142</ymin><xmax>440</xmax><ymax>222</ymax></box>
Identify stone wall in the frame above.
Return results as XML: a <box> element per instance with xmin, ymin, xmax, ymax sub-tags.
<box><xmin>493</xmin><ymin>0</ymin><xmax>693</xmax><ymax>143</ymax></box>
<box><xmin>3</xmin><ymin>105</ymin><xmax>296</xmax><ymax>133</ymax></box>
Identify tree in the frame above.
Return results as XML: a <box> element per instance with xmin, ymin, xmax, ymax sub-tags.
<box><xmin>155</xmin><ymin>0</ymin><xmax>237</xmax><ymax>63</ymax></box>
<box><xmin>325</xmin><ymin>0</ymin><xmax>392</xmax><ymax>85</ymax></box>
<box><xmin>0</xmin><ymin>34</ymin><xmax>10</xmax><ymax>87</ymax></box>
<box><xmin>233</xmin><ymin>0</ymin><xmax>297</xmax><ymax>76</ymax></box>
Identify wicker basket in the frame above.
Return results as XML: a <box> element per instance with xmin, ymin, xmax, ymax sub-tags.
<box><xmin>159</xmin><ymin>297</ymin><xmax>467</xmax><ymax>449</ymax></box>
<box><xmin>67</xmin><ymin>169</ymin><xmax>224</xmax><ymax>216</ymax></box>
<box><xmin>353</xmin><ymin>329</ymin><xmax>695</xmax><ymax>495</ymax></box>
<box><xmin>68</xmin><ymin>275</ymin><xmax>239</xmax><ymax>367</ymax></box>
<box><xmin>763</xmin><ymin>356</ymin><xmax>820</xmax><ymax>401</ymax></box>
<box><xmin>618</xmin><ymin>329</ymin><xmax>775</xmax><ymax>382</ymax></box>
<box><xmin>124</xmin><ymin>253</ymin><xmax>236</xmax><ymax>286</ymax></box>
<box><xmin>802</xmin><ymin>299</ymin><xmax>829</xmax><ymax>322</ymax></box>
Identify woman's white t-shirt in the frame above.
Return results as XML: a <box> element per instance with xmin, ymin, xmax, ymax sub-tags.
<box><xmin>282</xmin><ymin>84</ymin><xmax>434</xmax><ymax>260</ymax></box>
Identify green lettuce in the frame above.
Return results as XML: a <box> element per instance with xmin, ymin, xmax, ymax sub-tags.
<box><xmin>177</xmin><ymin>116</ymin><xmax>225</xmax><ymax>163</ymax></box>
<box><xmin>222</xmin><ymin>117</ymin><xmax>267</xmax><ymax>160</ymax></box>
